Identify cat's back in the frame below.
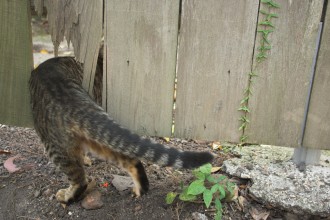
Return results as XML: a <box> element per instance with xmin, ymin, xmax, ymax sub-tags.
<box><xmin>29</xmin><ymin>57</ymin><xmax>94</xmax><ymax>142</ymax></box>
<box><xmin>30</xmin><ymin>57</ymin><xmax>83</xmax><ymax>89</ymax></box>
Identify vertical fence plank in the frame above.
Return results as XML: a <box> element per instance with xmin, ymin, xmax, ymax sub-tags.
<box><xmin>104</xmin><ymin>0</ymin><xmax>179</xmax><ymax>136</ymax></box>
<box><xmin>175</xmin><ymin>0</ymin><xmax>259</xmax><ymax>141</ymax></box>
<box><xmin>44</xmin><ymin>0</ymin><xmax>103</xmax><ymax>95</ymax></box>
<box><xmin>0</xmin><ymin>0</ymin><xmax>33</xmax><ymax>127</ymax></box>
<box><xmin>246</xmin><ymin>0</ymin><xmax>324</xmax><ymax>147</ymax></box>
<box><xmin>303</xmin><ymin>2</ymin><xmax>330</xmax><ymax>150</ymax></box>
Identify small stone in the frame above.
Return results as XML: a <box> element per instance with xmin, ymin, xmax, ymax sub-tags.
<box><xmin>287</xmin><ymin>173</ymin><xmax>295</xmax><ymax>179</ymax></box>
<box><xmin>192</xmin><ymin>212</ymin><xmax>208</xmax><ymax>220</ymax></box>
<box><xmin>34</xmin><ymin>190</ymin><xmax>41</xmax><ymax>198</ymax></box>
<box><xmin>134</xmin><ymin>204</ymin><xmax>142</xmax><ymax>212</ymax></box>
<box><xmin>181</xmin><ymin>139</ymin><xmax>188</xmax><ymax>144</ymax></box>
<box><xmin>81</xmin><ymin>190</ymin><xmax>103</xmax><ymax>210</ymax></box>
<box><xmin>43</xmin><ymin>188</ymin><xmax>52</xmax><ymax>196</ymax></box>
<box><xmin>245</xmin><ymin>163</ymin><xmax>254</xmax><ymax>170</ymax></box>
<box><xmin>68</xmin><ymin>211</ymin><xmax>73</xmax><ymax>215</ymax></box>
<box><xmin>112</xmin><ymin>175</ymin><xmax>134</xmax><ymax>192</ymax></box>
<box><xmin>241</xmin><ymin>173</ymin><xmax>251</xmax><ymax>179</ymax></box>
<box><xmin>49</xmin><ymin>194</ymin><xmax>55</xmax><ymax>201</ymax></box>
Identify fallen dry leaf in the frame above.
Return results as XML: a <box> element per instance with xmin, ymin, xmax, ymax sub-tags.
<box><xmin>40</xmin><ymin>49</ymin><xmax>49</xmax><ymax>54</ymax></box>
<box><xmin>0</xmin><ymin>150</ymin><xmax>11</xmax><ymax>155</ymax></box>
<box><xmin>238</xmin><ymin>196</ymin><xmax>248</xmax><ymax>210</ymax></box>
<box><xmin>4</xmin><ymin>155</ymin><xmax>21</xmax><ymax>173</ymax></box>
<box><xmin>211</xmin><ymin>166</ymin><xmax>221</xmax><ymax>173</ymax></box>
<box><xmin>162</xmin><ymin>137</ymin><xmax>170</xmax><ymax>142</ymax></box>
<box><xmin>225</xmin><ymin>185</ymin><xmax>239</xmax><ymax>202</ymax></box>
<box><xmin>211</xmin><ymin>142</ymin><xmax>222</xmax><ymax>150</ymax></box>
<box><xmin>239</xmin><ymin>184</ymin><xmax>248</xmax><ymax>189</ymax></box>
<box><xmin>249</xmin><ymin>207</ymin><xmax>270</xmax><ymax>220</ymax></box>
<box><xmin>194</xmin><ymin>139</ymin><xmax>209</xmax><ymax>145</ymax></box>
<box><xmin>83</xmin><ymin>155</ymin><xmax>92</xmax><ymax>166</ymax></box>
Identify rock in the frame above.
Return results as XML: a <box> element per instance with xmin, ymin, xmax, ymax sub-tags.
<box><xmin>43</xmin><ymin>188</ymin><xmax>52</xmax><ymax>196</ymax></box>
<box><xmin>191</xmin><ymin>212</ymin><xmax>208</xmax><ymax>220</ymax></box>
<box><xmin>112</xmin><ymin>175</ymin><xmax>134</xmax><ymax>192</ymax></box>
<box><xmin>34</xmin><ymin>190</ymin><xmax>41</xmax><ymax>198</ymax></box>
<box><xmin>222</xmin><ymin>145</ymin><xmax>330</xmax><ymax>216</ymax></box>
<box><xmin>81</xmin><ymin>190</ymin><xmax>103</xmax><ymax>210</ymax></box>
<box><xmin>134</xmin><ymin>204</ymin><xmax>142</xmax><ymax>212</ymax></box>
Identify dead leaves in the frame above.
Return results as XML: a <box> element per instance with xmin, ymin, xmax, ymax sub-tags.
<box><xmin>0</xmin><ymin>150</ymin><xmax>11</xmax><ymax>155</ymax></box>
<box><xmin>2</xmin><ymin>154</ymin><xmax>35</xmax><ymax>173</ymax></box>
<box><xmin>4</xmin><ymin>155</ymin><xmax>21</xmax><ymax>173</ymax></box>
<box><xmin>161</xmin><ymin>137</ymin><xmax>170</xmax><ymax>142</ymax></box>
<box><xmin>211</xmin><ymin>166</ymin><xmax>221</xmax><ymax>173</ymax></box>
<box><xmin>211</xmin><ymin>142</ymin><xmax>222</xmax><ymax>150</ymax></box>
<box><xmin>249</xmin><ymin>207</ymin><xmax>270</xmax><ymax>220</ymax></box>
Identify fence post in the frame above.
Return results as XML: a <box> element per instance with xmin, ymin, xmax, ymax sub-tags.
<box><xmin>0</xmin><ymin>0</ymin><xmax>33</xmax><ymax>127</ymax></box>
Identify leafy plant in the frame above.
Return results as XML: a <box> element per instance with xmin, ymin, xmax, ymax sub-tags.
<box><xmin>166</xmin><ymin>163</ymin><xmax>236</xmax><ymax>220</ymax></box>
<box><xmin>238</xmin><ymin>0</ymin><xmax>280</xmax><ymax>143</ymax></box>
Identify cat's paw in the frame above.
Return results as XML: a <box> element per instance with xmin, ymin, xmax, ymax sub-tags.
<box><xmin>56</xmin><ymin>188</ymin><xmax>70</xmax><ymax>203</ymax></box>
<box><xmin>131</xmin><ymin>186</ymin><xmax>141</xmax><ymax>198</ymax></box>
<box><xmin>55</xmin><ymin>183</ymin><xmax>86</xmax><ymax>204</ymax></box>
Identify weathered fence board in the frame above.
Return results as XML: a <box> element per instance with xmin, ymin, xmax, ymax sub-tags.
<box><xmin>104</xmin><ymin>0</ymin><xmax>179</xmax><ymax>136</ymax></box>
<box><xmin>41</xmin><ymin>0</ymin><xmax>103</xmax><ymax>95</ymax></box>
<box><xmin>246</xmin><ymin>0</ymin><xmax>324</xmax><ymax>147</ymax></box>
<box><xmin>303</xmin><ymin>2</ymin><xmax>330</xmax><ymax>150</ymax></box>
<box><xmin>0</xmin><ymin>0</ymin><xmax>33</xmax><ymax>127</ymax></box>
<box><xmin>174</xmin><ymin>0</ymin><xmax>259</xmax><ymax>141</ymax></box>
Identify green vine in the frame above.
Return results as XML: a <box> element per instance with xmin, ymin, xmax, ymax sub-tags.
<box><xmin>239</xmin><ymin>0</ymin><xmax>280</xmax><ymax>143</ymax></box>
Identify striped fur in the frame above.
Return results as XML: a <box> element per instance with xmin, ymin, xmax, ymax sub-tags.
<box><xmin>29</xmin><ymin>56</ymin><xmax>213</xmax><ymax>204</ymax></box>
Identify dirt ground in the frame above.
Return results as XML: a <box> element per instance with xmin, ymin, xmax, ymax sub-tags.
<box><xmin>1</xmin><ymin>124</ymin><xmax>324</xmax><ymax>220</ymax></box>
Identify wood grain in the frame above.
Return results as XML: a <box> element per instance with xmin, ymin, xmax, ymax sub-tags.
<box><xmin>303</xmin><ymin>2</ymin><xmax>330</xmax><ymax>150</ymax></box>
<box><xmin>0</xmin><ymin>0</ymin><xmax>33</xmax><ymax>127</ymax></box>
<box><xmin>174</xmin><ymin>0</ymin><xmax>259</xmax><ymax>141</ymax></box>
<box><xmin>104</xmin><ymin>0</ymin><xmax>179</xmax><ymax>136</ymax></box>
<box><xmin>45</xmin><ymin>0</ymin><xmax>103</xmax><ymax>95</ymax></box>
<box><xmin>246</xmin><ymin>0</ymin><xmax>323</xmax><ymax>147</ymax></box>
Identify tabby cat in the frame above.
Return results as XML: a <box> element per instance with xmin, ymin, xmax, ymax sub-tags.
<box><xmin>29</xmin><ymin>54</ymin><xmax>213</xmax><ymax>204</ymax></box>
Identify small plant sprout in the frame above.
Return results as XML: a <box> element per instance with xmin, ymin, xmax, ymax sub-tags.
<box><xmin>166</xmin><ymin>163</ymin><xmax>237</xmax><ymax>220</ymax></box>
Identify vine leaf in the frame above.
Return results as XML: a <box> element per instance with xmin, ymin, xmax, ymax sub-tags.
<box><xmin>259</xmin><ymin>21</ymin><xmax>275</xmax><ymax>27</ymax></box>
<box><xmin>238</xmin><ymin>106</ymin><xmax>250</xmax><ymax>113</ymax></box>
<box><xmin>261</xmin><ymin>0</ymin><xmax>280</xmax><ymax>8</ymax></box>
<box><xmin>239</xmin><ymin>0</ymin><xmax>280</xmax><ymax>143</ymax></box>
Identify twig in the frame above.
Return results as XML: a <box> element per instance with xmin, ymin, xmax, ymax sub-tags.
<box><xmin>204</xmin><ymin>208</ymin><xmax>216</xmax><ymax>212</ymax></box>
<box><xmin>17</xmin><ymin>216</ymin><xmax>39</xmax><ymax>220</ymax></box>
<box><xmin>175</xmin><ymin>202</ymin><xmax>184</xmax><ymax>220</ymax></box>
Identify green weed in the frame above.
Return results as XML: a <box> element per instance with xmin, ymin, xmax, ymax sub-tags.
<box><xmin>166</xmin><ymin>163</ymin><xmax>236</xmax><ymax>220</ymax></box>
<box><xmin>238</xmin><ymin>1</ymin><xmax>280</xmax><ymax>143</ymax></box>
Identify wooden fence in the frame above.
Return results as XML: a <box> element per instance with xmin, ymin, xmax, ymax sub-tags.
<box><xmin>1</xmin><ymin>0</ymin><xmax>329</xmax><ymax>151</ymax></box>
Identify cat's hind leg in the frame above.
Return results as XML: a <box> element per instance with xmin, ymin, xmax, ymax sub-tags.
<box><xmin>47</xmin><ymin>143</ymin><xmax>88</xmax><ymax>204</ymax></box>
<box><xmin>114</xmin><ymin>153</ymin><xmax>149</xmax><ymax>197</ymax></box>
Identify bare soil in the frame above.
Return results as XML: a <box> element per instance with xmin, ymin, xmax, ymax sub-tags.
<box><xmin>0</xmin><ymin>124</ymin><xmax>303</xmax><ymax>220</ymax></box>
